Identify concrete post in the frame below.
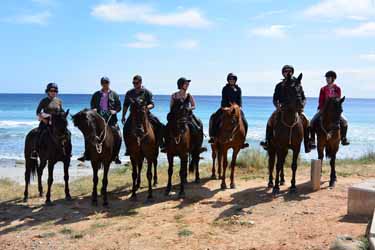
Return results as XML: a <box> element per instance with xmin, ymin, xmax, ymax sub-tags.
<box><xmin>311</xmin><ymin>159</ymin><xmax>322</xmax><ymax>191</ymax></box>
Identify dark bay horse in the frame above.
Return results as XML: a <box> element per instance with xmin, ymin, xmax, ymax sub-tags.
<box><xmin>72</xmin><ymin>109</ymin><xmax>120</xmax><ymax>206</ymax></box>
<box><xmin>315</xmin><ymin>97</ymin><xmax>345</xmax><ymax>187</ymax></box>
<box><xmin>267</xmin><ymin>74</ymin><xmax>304</xmax><ymax>195</ymax></box>
<box><xmin>123</xmin><ymin>98</ymin><xmax>159</xmax><ymax>201</ymax></box>
<box><xmin>165</xmin><ymin>99</ymin><xmax>205</xmax><ymax>198</ymax></box>
<box><xmin>24</xmin><ymin>110</ymin><xmax>72</xmax><ymax>204</ymax></box>
<box><xmin>214</xmin><ymin>103</ymin><xmax>247</xmax><ymax>189</ymax></box>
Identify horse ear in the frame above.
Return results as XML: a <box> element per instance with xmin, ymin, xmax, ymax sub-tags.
<box><xmin>340</xmin><ymin>96</ymin><xmax>346</xmax><ymax>104</ymax></box>
<box><xmin>297</xmin><ymin>73</ymin><xmax>303</xmax><ymax>82</ymax></box>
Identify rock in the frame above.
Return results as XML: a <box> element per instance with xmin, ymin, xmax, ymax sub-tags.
<box><xmin>330</xmin><ymin>236</ymin><xmax>366</xmax><ymax>250</ymax></box>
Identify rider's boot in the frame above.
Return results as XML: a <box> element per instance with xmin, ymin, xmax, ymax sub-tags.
<box><xmin>309</xmin><ymin>128</ymin><xmax>317</xmax><ymax>149</ymax></box>
<box><xmin>260</xmin><ymin>125</ymin><xmax>273</xmax><ymax>150</ymax></box>
<box><xmin>341</xmin><ymin>125</ymin><xmax>350</xmax><ymax>146</ymax></box>
<box><xmin>304</xmin><ymin>127</ymin><xmax>311</xmax><ymax>153</ymax></box>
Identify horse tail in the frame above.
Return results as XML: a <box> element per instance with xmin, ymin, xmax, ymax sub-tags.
<box><xmin>26</xmin><ymin>158</ymin><xmax>38</xmax><ymax>180</ymax></box>
<box><xmin>24</xmin><ymin>129</ymin><xmax>38</xmax><ymax>180</ymax></box>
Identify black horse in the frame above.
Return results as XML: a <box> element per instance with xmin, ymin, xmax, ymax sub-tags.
<box><xmin>24</xmin><ymin>110</ymin><xmax>72</xmax><ymax>205</ymax></box>
<box><xmin>72</xmin><ymin>109</ymin><xmax>121</xmax><ymax>206</ymax></box>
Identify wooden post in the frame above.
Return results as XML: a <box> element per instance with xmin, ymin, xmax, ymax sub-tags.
<box><xmin>311</xmin><ymin>159</ymin><xmax>322</xmax><ymax>191</ymax></box>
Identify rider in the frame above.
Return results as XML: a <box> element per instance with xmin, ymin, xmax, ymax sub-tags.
<box><xmin>77</xmin><ymin>77</ymin><xmax>122</xmax><ymax>163</ymax></box>
<box><xmin>168</xmin><ymin>77</ymin><xmax>203</xmax><ymax>135</ymax></box>
<box><xmin>121</xmin><ymin>75</ymin><xmax>166</xmax><ymax>155</ymax></box>
<box><xmin>30</xmin><ymin>83</ymin><xmax>63</xmax><ymax>159</ymax></box>
<box><xmin>260</xmin><ymin>65</ymin><xmax>311</xmax><ymax>153</ymax></box>
<box><xmin>309</xmin><ymin>71</ymin><xmax>350</xmax><ymax>147</ymax></box>
<box><xmin>208</xmin><ymin>73</ymin><xmax>249</xmax><ymax>148</ymax></box>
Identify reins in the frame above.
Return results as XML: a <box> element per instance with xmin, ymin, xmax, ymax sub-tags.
<box><xmin>280</xmin><ymin>111</ymin><xmax>299</xmax><ymax>145</ymax></box>
<box><xmin>95</xmin><ymin>114</ymin><xmax>112</xmax><ymax>154</ymax></box>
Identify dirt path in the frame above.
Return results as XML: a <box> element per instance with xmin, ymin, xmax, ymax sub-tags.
<box><xmin>0</xmin><ymin>167</ymin><xmax>372</xmax><ymax>250</ymax></box>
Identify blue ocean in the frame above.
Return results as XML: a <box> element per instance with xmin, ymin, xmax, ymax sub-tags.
<box><xmin>0</xmin><ymin>94</ymin><xmax>374</xmax><ymax>162</ymax></box>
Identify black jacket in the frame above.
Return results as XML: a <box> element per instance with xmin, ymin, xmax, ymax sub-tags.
<box><xmin>221</xmin><ymin>84</ymin><xmax>242</xmax><ymax>108</ymax></box>
<box><xmin>123</xmin><ymin>87</ymin><xmax>154</xmax><ymax>110</ymax></box>
<box><xmin>273</xmin><ymin>78</ymin><xmax>306</xmax><ymax>108</ymax></box>
<box><xmin>91</xmin><ymin>90</ymin><xmax>121</xmax><ymax>124</ymax></box>
<box><xmin>36</xmin><ymin>97</ymin><xmax>63</xmax><ymax>115</ymax></box>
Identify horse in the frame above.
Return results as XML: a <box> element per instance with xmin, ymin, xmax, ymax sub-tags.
<box><xmin>23</xmin><ymin>110</ymin><xmax>72</xmax><ymax>205</ymax></box>
<box><xmin>165</xmin><ymin>99</ymin><xmax>205</xmax><ymax>198</ymax></box>
<box><xmin>315</xmin><ymin>97</ymin><xmax>345</xmax><ymax>187</ymax></box>
<box><xmin>123</xmin><ymin>98</ymin><xmax>159</xmax><ymax>201</ymax></box>
<box><xmin>72</xmin><ymin>109</ymin><xmax>121</xmax><ymax>206</ymax></box>
<box><xmin>267</xmin><ymin>74</ymin><xmax>304</xmax><ymax>195</ymax></box>
<box><xmin>211</xmin><ymin>143</ymin><xmax>220</xmax><ymax>179</ymax></box>
<box><xmin>213</xmin><ymin>103</ymin><xmax>247</xmax><ymax>189</ymax></box>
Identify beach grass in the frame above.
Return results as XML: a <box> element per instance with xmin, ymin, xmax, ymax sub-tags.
<box><xmin>1</xmin><ymin>149</ymin><xmax>374</xmax><ymax>202</ymax></box>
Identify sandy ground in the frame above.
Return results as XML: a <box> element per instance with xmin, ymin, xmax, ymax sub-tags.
<box><xmin>0</xmin><ymin>166</ymin><xmax>372</xmax><ymax>250</ymax></box>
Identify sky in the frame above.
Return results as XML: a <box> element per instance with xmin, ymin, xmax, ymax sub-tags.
<box><xmin>0</xmin><ymin>0</ymin><xmax>375</xmax><ymax>98</ymax></box>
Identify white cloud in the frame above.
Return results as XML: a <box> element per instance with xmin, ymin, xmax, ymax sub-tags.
<box><xmin>91</xmin><ymin>2</ymin><xmax>211</xmax><ymax>28</ymax></box>
<box><xmin>125</xmin><ymin>33</ymin><xmax>159</xmax><ymax>49</ymax></box>
<box><xmin>304</xmin><ymin>0</ymin><xmax>375</xmax><ymax>19</ymax></box>
<box><xmin>250</xmin><ymin>25</ymin><xmax>288</xmax><ymax>38</ymax></box>
<box><xmin>360</xmin><ymin>53</ymin><xmax>375</xmax><ymax>61</ymax></box>
<box><xmin>5</xmin><ymin>11</ymin><xmax>51</xmax><ymax>25</ymax></box>
<box><xmin>176</xmin><ymin>39</ymin><xmax>199</xmax><ymax>49</ymax></box>
<box><xmin>336</xmin><ymin>22</ymin><xmax>375</xmax><ymax>36</ymax></box>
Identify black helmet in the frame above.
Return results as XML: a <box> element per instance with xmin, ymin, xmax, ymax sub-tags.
<box><xmin>45</xmin><ymin>82</ymin><xmax>58</xmax><ymax>93</ymax></box>
<box><xmin>227</xmin><ymin>73</ymin><xmax>237</xmax><ymax>82</ymax></box>
<box><xmin>101</xmin><ymin>76</ymin><xmax>110</xmax><ymax>84</ymax></box>
<box><xmin>282</xmin><ymin>65</ymin><xmax>294</xmax><ymax>74</ymax></box>
<box><xmin>133</xmin><ymin>75</ymin><xmax>142</xmax><ymax>82</ymax></box>
<box><xmin>177</xmin><ymin>77</ymin><xmax>191</xmax><ymax>89</ymax></box>
<box><xmin>325</xmin><ymin>70</ymin><xmax>337</xmax><ymax>79</ymax></box>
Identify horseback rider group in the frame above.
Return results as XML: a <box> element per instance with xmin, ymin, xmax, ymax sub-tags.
<box><xmin>30</xmin><ymin>65</ymin><xmax>350</xmax><ymax>161</ymax></box>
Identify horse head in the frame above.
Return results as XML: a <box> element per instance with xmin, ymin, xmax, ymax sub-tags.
<box><xmin>283</xmin><ymin>73</ymin><xmax>303</xmax><ymax>113</ymax></box>
<box><xmin>72</xmin><ymin>109</ymin><xmax>98</xmax><ymax>140</ymax></box>
<box><xmin>221</xmin><ymin>103</ymin><xmax>241</xmax><ymax>135</ymax></box>
<box><xmin>128</xmin><ymin>97</ymin><xmax>149</xmax><ymax>137</ymax></box>
<box><xmin>322</xmin><ymin>96</ymin><xmax>345</xmax><ymax>128</ymax></box>
<box><xmin>169</xmin><ymin>99</ymin><xmax>190</xmax><ymax>137</ymax></box>
<box><xmin>50</xmin><ymin>109</ymin><xmax>69</xmax><ymax>137</ymax></box>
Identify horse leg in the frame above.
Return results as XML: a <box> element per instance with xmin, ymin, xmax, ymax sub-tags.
<box><xmin>165</xmin><ymin>154</ymin><xmax>174</xmax><ymax>196</ymax></box>
<box><xmin>91</xmin><ymin>162</ymin><xmax>100</xmax><ymax>206</ymax></box>
<box><xmin>230</xmin><ymin>148</ymin><xmax>240</xmax><ymax>189</ymax></box>
<box><xmin>38</xmin><ymin>160</ymin><xmax>47</xmax><ymax>197</ymax></box>
<box><xmin>221</xmin><ymin>148</ymin><xmax>228</xmax><ymax>190</ymax></box>
<box><xmin>211</xmin><ymin>148</ymin><xmax>217</xmax><ymax>179</ymax></box>
<box><xmin>136</xmin><ymin>156</ymin><xmax>144</xmax><ymax>191</ymax></box>
<box><xmin>329</xmin><ymin>155</ymin><xmax>337</xmax><ymax>187</ymax></box>
<box><xmin>45</xmin><ymin>161</ymin><xmax>56</xmax><ymax>205</ymax></box>
<box><xmin>273</xmin><ymin>149</ymin><xmax>287</xmax><ymax>195</ymax></box>
<box><xmin>153</xmin><ymin>158</ymin><xmax>158</xmax><ymax>187</ymax></box>
<box><xmin>280</xmin><ymin>164</ymin><xmax>285</xmax><ymax>186</ymax></box>
<box><xmin>290</xmin><ymin>149</ymin><xmax>300</xmax><ymax>193</ymax></box>
<box><xmin>268</xmin><ymin>148</ymin><xmax>276</xmax><ymax>188</ymax></box>
<box><xmin>217</xmin><ymin>147</ymin><xmax>223</xmax><ymax>180</ymax></box>
<box><xmin>101</xmin><ymin>163</ymin><xmax>110</xmax><ymax>206</ymax></box>
<box><xmin>63</xmin><ymin>160</ymin><xmax>72</xmax><ymax>201</ymax></box>
<box><xmin>130</xmin><ymin>157</ymin><xmax>138</xmax><ymax>201</ymax></box>
<box><xmin>146</xmin><ymin>159</ymin><xmax>153</xmax><ymax>200</ymax></box>
<box><xmin>23</xmin><ymin>161</ymin><xmax>31</xmax><ymax>202</ymax></box>
<box><xmin>179</xmin><ymin>154</ymin><xmax>188</xmax><ymax>198</ymax></box>
<box><xmin>193</xmin><ymin>152</ymin><xmax>200</xmax><ymax>183</ymax></box>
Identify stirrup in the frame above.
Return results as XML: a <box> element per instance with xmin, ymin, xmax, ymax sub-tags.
<box><xmin>30</xmin><ymin>151</ymin><xmax>38</xmax><ymax>160</ymax></box>
<box><xmin>260</xmin><ymin>141</ymin><xmax>269</xmax><ymax>150</ymax></box>
<box><xmin>242</xmin><ymin>143</ymin><xmax>249</xmax><ymax>149</ymax></box>
<box><xmin>208</xmin><ymin>138</ymin><xmax>214</xmax><ymax>144</ymax></box>
<box><xmin>341</xmin><ymin>139</ymin><xmax>350</xmax><ymax>146</ymax></box>
<box><xmin>77</xmin><ymin>155</ymin><xmax>86</xmax><ymax>162</ymax></box>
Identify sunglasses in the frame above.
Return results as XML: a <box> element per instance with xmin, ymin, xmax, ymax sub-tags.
<box><xmin>283</xmin><ymin>70</ymin><xmax>293</xmax><ymax>74</ymax></box>
<box><xmin>49</xmin><ymin>89</ymin><xmax>58</xmax><ymax>93</ymax></box>
<box><xmin>133</xmin><ymin>81</ymin><xmax>141</xmax><ymax>85</ymax></box>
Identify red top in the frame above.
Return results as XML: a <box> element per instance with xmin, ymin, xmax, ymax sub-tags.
<box><xmin>318</xmin><ymin>83</ymin><xmax>341</xmax><ymax>110</ymax></box>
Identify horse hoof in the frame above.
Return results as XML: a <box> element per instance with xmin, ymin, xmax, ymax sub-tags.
<box><xmin>91</xmin><ymin>200</ymin><xmax>98</xmax><ymax>206</ymax></box>
<box><xmin>211</xmin><ymin>175</ymin><xmax>217</xmax><ymax>180</ymax></box>
<box><xmin>230</xmin><ymin>183</ymin><xmax>236</xmax><ymax>189</ymax></box>
<box><xmin>103</xmin><ymin>201</ymin><xmax>109</xmax><ymax>207</ymax></box>
<box><xmin>272</xmin><ymin>188</ymin><xmax>280</xmax><ymax>195</ymax></box>
<box><xmin>39</xmin><ymin>193</ymin><xmax>43</xmax><ymax>198</ymax></box>
<box><xmin>221</xmin><ymin>183</ymin><xmax>227</xmax><ymax>190</ymax></box>
<box><xmin>195</xmin><ymin>178</ymin><xmax>201</xmax><ymax>184</ymax></box>
<box><xmin>329</xmin><ymin>181</ymin><xmax>336</xmax><ymax>188</ymax></box>
<box><xmin>23</xmin><ymin>197</ymin><xmax>28</xmax><ymax>202</ymax></box>
<box><xmin>289</xmin><ymin>187</ymin><xmax>297</xmax><ymax>194</ymax></box>
<box><xmin>153</xmin><ymin>183</ymin><xmax>158</xmax><ymax>187</ymax></box>
<box><xmin>130</xmin><ymin>195</ymin><xmax>137</xmax><ymax>202</ymax></box>
<box><xmin>280</xmin><ymin>180</ymin><xmax>285</xmax><ymax>186</ymax></box>
<box><xmin>267</xmin><ymin>182</ymin><xmax>274</xmax><ymax>188</ymax></box>
<box><xmin>65</xmin><ymin>195</ymin><xmax>72</xmax><ymax>201</ymax></box>
<box><xmin>178</xmin><ymin>192</ymin><xmax>185</xmax><ymax>199</ymax></box>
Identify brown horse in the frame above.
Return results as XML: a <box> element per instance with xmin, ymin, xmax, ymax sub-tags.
<box><xmin>123</xmin><ymin>98</ymin><xmax>158</xmax><ymax>201</ymax></box>
<box><xmin>267</xmin><ymin>74</ymin><xmax>304</xmax><ymax>195</ymax></box>
<box><xmin>24</xmin><ymin>110</ymin><xmax>72</xmax><ymax>204</ymax></box>
<box><xmin>315</xmin><ymin>97</ymin><xmax>345</xmax><ymax>187</ymax></box>
<box><xmin>72</xmin><ymin>109</ymin><xmax>121</xmax><ymax>206</ymax></box>
<box><xmin>214</xmin><ymin>103</ymin><xmax>247</xmax><ymax>189</ymax></box>
<box><xmin>165</xmin><ymin>99</ymin><xmax>205</xmax><ymax>198</ymax></box>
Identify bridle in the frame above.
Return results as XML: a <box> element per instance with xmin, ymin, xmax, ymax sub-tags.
<box><xmin>94</xmin><ymin>113</ymin><xmax>112</xmax><ymax>154</ymax></box>
<box><xmin>280</xmin><ymin>110</ymin><xmax>299</xmax><ymax>145</ymax></box>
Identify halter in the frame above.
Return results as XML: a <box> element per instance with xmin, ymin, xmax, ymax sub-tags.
<box><xmin>280</xmin><ymin>111</ymin><xmax>300</xmax><ymax>145</ymax></box>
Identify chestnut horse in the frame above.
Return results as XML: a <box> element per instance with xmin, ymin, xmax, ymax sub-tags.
<box><xmin>24</xmin><ymin>110</ymin><xmax>72</xmax><ymax>204</ymax></box>
<box><xmin>267</xmin><ymin>74</ymin><xmax>304</xmax><ymax>195</ymax></box>
<box><xmin>165</xmin><ymin>99</ymin><xmax>205</xmax><ymax>198</ymax></box>
<box><xmin>123</xmin><ymin>98</ymin><xmax>159</xmax><ymax>201</ymax></box>
<box><xmin>72</xmin><ymin>109</ymin><xmax>121</xmax><ymax>206</ymax></box>
<box><xmin>315</xmin><ymin>97</ymin><xmax>346</xmax><ymax>187</ymax></box>
<box><xmin>214</xmin><ymin>103</ymin><xmax>247</xmax><ymax>189</ymax></box>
